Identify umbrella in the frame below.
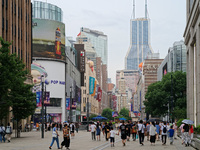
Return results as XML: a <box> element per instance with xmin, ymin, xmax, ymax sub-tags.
<box><xmin>182</xmin><ymin>119</ymin><xmax>194</xmax><ymax>125</ymax></box>
<box><xmin>91</xmin><ymin>115</ymin><xmax>108</xmax><ymax>120</ymax></box>
<box><xmin>119</xmin><ymin>118</ymin><xmax>127</xmax><ymax>121</ymax></box>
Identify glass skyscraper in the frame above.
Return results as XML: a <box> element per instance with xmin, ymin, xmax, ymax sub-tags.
<box><xmin>125</xmin><ymin>0</ymin><xmax>153</xmax><ymax>70</ymax></box>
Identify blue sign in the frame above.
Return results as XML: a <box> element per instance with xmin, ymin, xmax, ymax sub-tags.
<box><xmin>89</xmin><ymin>76</ymin><xmax>95</xmax><ymax>94</ymax></box>
<box><xmin>66</xmin><ymin>98</ymin><xmax>70</xmax><ymax>110</ymax></box>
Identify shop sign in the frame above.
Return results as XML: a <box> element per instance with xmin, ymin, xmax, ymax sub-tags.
<box><xmin>51</xmin><ymin>80</ymin><xmax>65</xmax><ymax>85</ymax></box>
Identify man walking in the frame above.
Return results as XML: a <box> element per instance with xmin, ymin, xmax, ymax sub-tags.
<box><xmin>161</xmin><ymin>122</ymin><xmax>168</xmax><ymax>145</ymax></box>
<box><xmin>119</xmin><ymin>120</ymin><xmax>127</xmax><ymax>146</ymax></box>
<box><xmin>5</xmin><ymin>123</ymin><xmax>12</xmax><ymax>142</ymax></box>
<box><xmin>90</xmin><ymin>122</ymin><xmax>96</xmax><ymax>140</ymax></box>
<box><xmin>137</xmin><ymin>120</ymin><xmax>145</xmax><ymax>146</ymax></box>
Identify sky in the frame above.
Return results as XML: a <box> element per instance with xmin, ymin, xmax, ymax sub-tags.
<box><xmin>34</xmin><ymin>0</ymin><xmax>186</xmax><ymax>84</ymax></box>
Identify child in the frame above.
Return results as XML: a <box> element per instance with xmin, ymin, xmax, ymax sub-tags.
<box><xmin>110</xmin><ymin>127</ymin><xmax>118</xmax><ymax>147</ymax></box>
<box><xmin>168</xmin><ymin>125</ymin><xmax>174</xmax><ymax>145</ymax></box>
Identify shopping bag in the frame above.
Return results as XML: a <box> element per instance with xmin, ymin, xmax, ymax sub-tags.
<box><xmin>136</xmin><ymin>134</ymin><xmax>138</xmax><ymax>139</ymax></box>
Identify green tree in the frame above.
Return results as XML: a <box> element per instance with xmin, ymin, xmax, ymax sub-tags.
<box><xmin>144</xmin><ymin>71</ymin><xmax>186</xmax><ymax>120</ymax></box>
<box><xmin>102</xmin><ymin>108</ymin><xmax>113</xmax><ymax>120</ymax></box>
<box><xmin>119</xmin><ymin>108</ymin><xmax>131</xmax><ymax>120</ymax></box>
<box><xmin>89</xmin><ymin>114</ymin><xmax>97</xmax><ymax>120</ymax></box>
<box><xmin>0</xmin><ymin>37</ymin><xmax>36</xmax><ymax>132</ymax></box>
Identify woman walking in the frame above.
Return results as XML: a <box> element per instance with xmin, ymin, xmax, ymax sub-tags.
<box><xmin>149</xmin><ymin>122</ymin><xmax>156</xmax><ymax>146</ymax></box>
<box><xmin>61</xmin><ymin>124</ymin><xmax>70</xmax><ymax>150</ymax></box>
<box><xmin>5</xmin><ymin>123</ymin><xmax>12</xmax><ymax>142</ymax></box>
<box><xmin>0</xmin><ymin>124</ymin><xmax>5</xmax><ymax>143</ymax></box>
<box><xmin>49</xmin><ymin>124</ymin><xmax>61</xmax><ymax>149</ymax></box>
<box><xmin>96</xmin><ymin>123</ymin><xmax>101</xmax><ymax>141</ymax></box>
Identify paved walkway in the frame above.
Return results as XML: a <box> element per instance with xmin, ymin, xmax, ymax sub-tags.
<box><xmin>0</xmin><ymin>130</ymin><xmax>195</xmax><ymax>150</ymax></box>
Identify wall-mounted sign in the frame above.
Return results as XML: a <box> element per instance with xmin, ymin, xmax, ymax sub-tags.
<box><xmin>51</xmin><ymin>80</ymin><xmax>65</xmax><ymax>85</ymax></box>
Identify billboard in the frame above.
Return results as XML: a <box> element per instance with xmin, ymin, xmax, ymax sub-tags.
<box><xmin>32</xmin><ymin>19</ymin><xmax>65</xmax><ymax>60</ymax></box>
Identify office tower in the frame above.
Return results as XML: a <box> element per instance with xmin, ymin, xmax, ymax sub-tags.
<box><xmin>125</xmin><ymin>0</ymin><xmax>153</xmax><ymax>70</ymax></box>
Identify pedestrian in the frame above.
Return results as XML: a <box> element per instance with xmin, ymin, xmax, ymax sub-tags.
<box><xmin>168</xmin><ymin>125</ymin><xmax>174</xmax><ymax>145</ymax></box>
<box><xmin>96</xmin><ymin>123</ymin><xmax>101</xmax><ymax>141</ymax></box>
<box><xmin>149</xmin><ymin>122</ymin><xmax>156</xmax><ymax>146</ymax></box>
<box><xmin>110</xmin><ymin>127</ymin><xmax>118</xmax><ymax>147</ymax></box>
<box><xmin>132</xmin><ymin>123</ymin><xmax>137</xmax><ymax>141</ymax></box>
<box><xmin>125</xmin><ymin>121</ymin><xmax>131</xmax><ymax>141</ymax></box>
<box><xmin>161</xmin><ymin>122</ymin><xmax>168</xmax><ymax>145</ymax></box>
<box><xmin>60</xmin><ymin>122</ymin><xmax>62</xmax><ymax>131</ymax></box>
<box><xmin>119</xmin><ymin>120</ymin><xmax>127</xmax><ymax>146</ymax></box>
<box><xmin>104</xmin><ymin>122</ymin><xmax>110</xmax><ymax>141</ymax></box>
<box><xmin>70</xmin><ymin>122</ymin><xmax>75</xmax><ymax>138</ymax></box>
<box><xmin>61</xmin><ymin>124</ymin><xmax>70</xmax><ymax>150</ymax></box>
<box><xmin>189</xmin><ymin>125</ymin><xmax>194</xmax><ymax>144</ymax></box>
<box><xmin>0</xmin><ymin>124</ymin><xmax>6</xmax><ymax>143</ymax></box>
<box><xmin>173</xmin><ymin>123</ymin><xmax>177</xmax><ymax>139</ymax></box>
<box><xmin>179</xmin><ymin>123</ymin><xmax>185</xmax><ymax>144</ymax></box>
<box><xmin>49</xmin><ymin>123</ymin><xmax>61</xmax><ymax>149</ymax></box>
<box><xmin>90</xmin><ymin>122</ymin><xmax>96</xmax><ymax>140</ymax></box>
<box><xmin>167</xmin><ymin>122</ymin><xmax>170</xmax><ymax>139</ymax></box>
<box><xmin>75</xmin><ymin>122</ymin><xmax>79</xmax><ymax>133</ymax></box>
<box><xmin>137</xmin><ymin>120</ymin><xmax>145</xmax><ymax>146</ymax></box>
<box><xmin>183</xmin><ymin>123</ymin><xmax>190</xmax><ymax>147</ymax></box>
<box><xmin>5</xmin><ymin>123</ymin><xmax>12</xmax><ymax>142</ymax></box>
<box><xmin>155</xmin><ymin>122</ymin><xmax>160</xmax><ymax>141</ymax></box>
<box><xmin>146</xmin><ymin>122</ymin><xmax>151</xmax><ymax>141</ymax></box>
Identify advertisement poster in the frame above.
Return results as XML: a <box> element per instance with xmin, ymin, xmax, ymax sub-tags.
<box><xmin>36</xmin><ymin>91</ymin><xmax>41</xmax><ymax>107</ymax></box>
<box><xmin>89</xmin><ymin>76</ymin><xmax>95</xmax><ymax>94</ymax></box>
<box><xmin>72</xmin><ymin>99</ymin><xmax>76</xmax><ymax>109</ymax></box>
<box><xmin>97</xmin><ymin>87</ymin><xmax>102</xmax><ymax>102</ymax></box>
<box><xmin>66</xmin><ymin>98</ymin><xmax>70</xmax><ymax>110</ymax></box>
<box><xmin>44</xmin><ymin>91</ymin><xmax>50</xmax><ymax>105</ymax></box>
<box><xmin>112</xmin><ymin>111</ymin><xmax>119</xmax><ymax>117</ymax></box>
<box><xmin>32</xmin><ymin>19</ymin><xmax>65</xmax><ymax>60</ymax></box>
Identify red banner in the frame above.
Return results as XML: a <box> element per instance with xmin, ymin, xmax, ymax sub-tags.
<box><xmin>97</xmin><ymin>87</ymin><xmax>102</xmax><ymax>102</ymax></box>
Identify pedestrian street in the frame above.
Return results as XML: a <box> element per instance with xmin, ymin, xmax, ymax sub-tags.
<box><xmin>0</xmin><ymin>130</ymin><xmax>194</xmax><ymax>150</ymax></box>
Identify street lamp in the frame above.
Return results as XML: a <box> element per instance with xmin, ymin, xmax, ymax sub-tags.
<box><xmin>41</xmin><ymin>75</ymin><xmax>44</xmax><ymax>138</ymax></box>
<box><xmin>87</xmin><ymin>94</ymin><xmax>89</xmax><ymax>132</ymax></box>
<box><xmin>70</xmin><ymin>86</ymin><xmax>72</xmax><ymax>122</ymax></box>
<box><xmin>44</xmin><ymin>79</ymin><xmax>49</xmax><ymax>130</ymax></box>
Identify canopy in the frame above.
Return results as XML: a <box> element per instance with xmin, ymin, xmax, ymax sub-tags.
<box><xmin>91</xmin><ymin>115</ymin><xmax>108</xmax><ymax>120</ymax></box>
<box><xmin>119</xmin><ymin>118</ymin><xmax>127</xmax><ymax>121</ymax></box>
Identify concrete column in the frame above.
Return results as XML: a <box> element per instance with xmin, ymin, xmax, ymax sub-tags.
<box><xmin>188</xmin><ymin>45</ymin><xmax>194</xmax><ymax>122</ymax></box>
<box><xmin>196</xmin><ymin>26</ymin><xmax>200</xmax><ymax>125</ymax></box>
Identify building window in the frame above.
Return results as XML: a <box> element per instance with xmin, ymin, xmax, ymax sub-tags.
<box><xmin>83</xmin><ymin>106</ymin><xmax>86</xmax><ymax>112</ymax></box>
<box><xmin>49</xmin><ymin>98</ymin><xmax>61</xmax><ymax>107</ymax></box>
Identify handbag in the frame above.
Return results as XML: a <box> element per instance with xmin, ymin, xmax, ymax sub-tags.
<box><xmin>52</xmin><ymin>131</ymin><xmax>57</xmax><ymax>138</ymax></box>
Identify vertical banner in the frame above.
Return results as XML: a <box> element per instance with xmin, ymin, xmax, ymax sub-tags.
<box><xmin>36</xmin><ymin>91</ymin><xmax>41</xmax><ymax>107</ymax></box>
<box><xmin>66</xmin><ymin>98</ymin><xmax>70</xmax><ymax>110</ymax></box>
<box><xmin>91</xmin><ymin>81</ymin><xmax>97</xmax><ymax>96</ymax></box>
<box><xmin>89</xmin><ymin>76</ymin><xmax>95</xmax><ymax>94</ymax></box>
<box><xmin>44</xmin><ymin>91</ymin><xmax>50</xmax><ymax>105</ymax></box>
<box><xmin>97</xmin><ymin>87</ymin><xmax>102</xmax><ymax>102</ymax></box>
<box><xmin>94</xmin><ymin>84</ymin><xmax>99</xmax><ymax>99</ymax></box>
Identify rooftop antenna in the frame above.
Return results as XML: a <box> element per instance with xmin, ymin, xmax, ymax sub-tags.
<box><xmin>145</xmin><ymin>0</ymin><xmax>147</xmax><ymax>18</ymax></box>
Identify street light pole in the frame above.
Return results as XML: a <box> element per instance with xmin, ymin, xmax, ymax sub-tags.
<box><xmin>87</xmin><ymin>94</ymin><xmax>89</xmax><ymax>132</ymax></box>
<box><xmin>70</xmin><ymin>86</ymin><xmax>72</xmax><ymax>122</ymax></box>
<box><xmin>171</xmin><ymin>74</ymin><xmax>173</xmax><ymax>123</ymax></box>
<box><xmin>41</xmin><ymin>75</ymin><xmax>44</xmax><ymax>138</ymax></box>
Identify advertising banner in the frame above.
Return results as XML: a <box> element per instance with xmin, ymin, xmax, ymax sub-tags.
<box><xmin>97</xmin><ymin>87</ymin><xmax>102</xmax><ymax>102</ymax></box>
<box><xmin>89</xmin><ymin>76</ymin><xmax>95</xmax><ymax>94</ymax></box>
<box><xmin>91</xmin><ymin>81</ymin><xmax>97</xmax><ymax>96</ymax></box>
<box><xmin>72</xmin><ymin>98</ymin><xmax>76</xmax><ymax>109</ymax></box>
<box><xmin>94</xmin><ymin>84</ymin><xmax>99</xmax><ymax>99</ymax></box>
<box><xmin>32</xmin><ymin>19</ymin><xmax>65</xmax><ymax>60</ymax></box>
<box><xmin>44</xmin><ymin>91</ymin><xmax>50</xmax><ymax>105</ymax></box>
<box><xmin>112</xmin><ymin>111</ymin><xmax>119</xmax><ymax>117</ymax></box>
<box><xmin>36</xmin><ymin>91</ymin><xmax>41</xmax><ymax>107</ymax></box>
<box><xmin>66</xmin><ymin>98</ymin><xmax>70</xmax><ymax>110</ymax></box>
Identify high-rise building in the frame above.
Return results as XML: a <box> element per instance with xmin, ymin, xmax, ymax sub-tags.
<box><xmin>125</xmin><ymin>0</ymin><xmax>153</xmax><ymax>70</ymax></box>
<box><xmin>77</xmin><ymin>27</ymin><xmax>108</xmax><ymax>65</ymax></box>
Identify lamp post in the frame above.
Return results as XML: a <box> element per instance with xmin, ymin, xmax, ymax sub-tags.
<box><xmin>87</xmin><ymin>94</ymin><xmax>89</xmax><ymax>132</ymax></box>
<box><xmin>70</xmin><ymin>86</ymin><xmax>72</xmax><ymax>122</ymax></box>
<box><xmin>171</xmin><ymin>74</ymin><xmax>173</xmax><ymax>123</ymax></box>
<box><xmin>44</xmin><ymin>79</ymin><xmax>49</xmax><ymax>130</ymax></box>
<box><xmin>41</xmin><ymin>75</ymin><xmax>44</xmax><ymax>138</ymax></box>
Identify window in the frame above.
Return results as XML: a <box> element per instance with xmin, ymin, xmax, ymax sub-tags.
<box><xmin>49</xmin><ymin>98</ymin><xmax>61</xmax><ymax>107</ymax></box>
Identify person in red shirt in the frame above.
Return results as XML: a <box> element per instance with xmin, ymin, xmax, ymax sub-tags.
<box><xmin>189</xmin><ymin>125</ymin><xmax>194</xmax><ymax>143</ymax></box>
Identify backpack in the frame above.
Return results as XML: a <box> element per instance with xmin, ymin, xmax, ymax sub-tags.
<box><xmin>6</xmin><ymin>126</ymin><xmax>11</xmax><ymax>134</ymax></box>
<box><xmin>72</xmin><ymin>124</ymin><xmax>74</xmax><ymax>131</ymax></box>
<box><xmin>0</xmin><ymin>127</ymin><xmax>6</xmax><ymax>135</ymax></box>
<box><xmin>163</xmin><ymin>126</ymin><xmax>167</xmax><ymax>133</ymax></box>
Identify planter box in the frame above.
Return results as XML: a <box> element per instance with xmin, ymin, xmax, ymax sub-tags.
<box><xmin>191</xmin><ymin>138</ymin><xmax>200</xmax><ymax>150</ymax></box>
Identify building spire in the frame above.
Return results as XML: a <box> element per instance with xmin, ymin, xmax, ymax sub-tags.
<box><xmin>145</xmin><ymin>0</ymin><xmax>147</xmax><ymax>18</ymax></box>
<box><xmin>133</xmin><ymin>0</ymin><xmax>135</xmax><ymax>19</ymax></box>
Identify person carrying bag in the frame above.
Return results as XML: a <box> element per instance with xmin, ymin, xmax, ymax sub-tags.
<box><xmin>6</xmin><ymin>123</ymin><xmax>12</xmax><ymax>142</ymax></box>
<box><xmin>49</xmin><ymin>124</ymin><xmax>61</xmax><ymax>149</ymax></box>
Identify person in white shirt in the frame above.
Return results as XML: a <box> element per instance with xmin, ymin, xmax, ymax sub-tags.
<box><xmin>137</xmin><ymin>120</ymin><xmax>145</xmax><ymax>146</ymax></box>
<box><xmin>70</xmin><ymin>122</ymin><xmax>75</xmax><ymax>138</ymax></box>
<box><xmin>110</xmin><ymin>127</ymin><xmax>118</xmax><ymax>147</ymax></box>
<box><xmin>5</xmin><ymin>123</ymin><xmax>12</xmax><ymax>142</ymax></box>
<box><xmin>149</xmin><ymin>122</ymin><xmax>156</xmax><ymax>146</ymax></box>
<box><xmin>0</xmin><ymin>124</ymin><xmax>5</xmax><ymax>143</ymax></box>
<box><xmin>90</xmin><ymin>122</ymin><xmax>96</xmax><ymax>140</ymax></box>
<box><xmin>161</xmin><ymin>122</ymin><xmax>168</xmax><ymax>145</ymax></box>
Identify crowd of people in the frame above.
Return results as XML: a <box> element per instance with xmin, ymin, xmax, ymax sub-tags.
<box><xmin>89</xmin><ymin>120</ymin><xmax>194</xmax><ymax>148</ymax></box>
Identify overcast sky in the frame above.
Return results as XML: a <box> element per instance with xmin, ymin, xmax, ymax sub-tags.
<box><xmin>34</xmin><ymin>0</ymin><xmax>186</xmax><ymax>84</ymax></box>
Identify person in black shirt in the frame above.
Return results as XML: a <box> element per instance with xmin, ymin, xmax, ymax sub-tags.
<box><xmin>183</xmin><ymin>124</ymin><xmax>190</xmax><ymax>147</ymax></box>
<box><xmin>104</xmin><ymin>122</ymin><xmax>110</xmax><ymax>141</ymax></box>
<box><xmin>119</xmin><ymin>120</ymin><xmax>127</xmax><ymax>146</ymax></box>
<box><xmin>126</xmin><ymin>121</ymin><xmax>131</xmax><ymax>141</ymax></box>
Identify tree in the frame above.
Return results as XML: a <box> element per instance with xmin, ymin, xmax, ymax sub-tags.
<box><xmin>102</xmin><ymin>108</ymin><xmax>113</xmax><ymax>120</ymax></box>
<box><xmin>89</xmin><ymin>114</ymin><xmax>97</xmax><ymax>120</ymax></box>
<box><xmin>0</xmin><ymin>37</ymin><xmax>36</xmax><ymax>132</ymax></box>
<box><xmin>119</xmin><ymin>108</ymin><xmax>131</xmax><ymax>120</ymax></box>
<box><xmin>144</xmin><ymin>71</ymin><xmax>186</xmax><ymax>120</ymax></box>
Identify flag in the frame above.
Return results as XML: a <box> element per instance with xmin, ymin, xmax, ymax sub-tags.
<box><xmin>77</xmin><ymin>32</ymin><xmax>81</xmax><ymax>36</ymax></box>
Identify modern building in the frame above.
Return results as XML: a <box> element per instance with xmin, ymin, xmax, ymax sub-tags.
<box><xmin>0</xmin><ymin>0</ymin><xmax>32</xmax><ymax>129</ymax></box>
<box><xmin>116</xmin><ymin>70</ymin><xmax>140</xmax><ymax>93</ymax></box>
<box><xmin>77</xmin><ymin>27</ymin><xmax>108</xmax><ymax>65</ymax></box>
<box><xmin>184</xmin><ymin>0</ymin><xmax>200</xmax><ymax>126</ymax></box>
<box><xmin>32</xmin><ymin>1</ymin><xmax>67</xmax><ymax>123</ymax></box>
<box><xmin>157</xmin><ymin>40</ymin><xmax>186</xmax><ymax>81</ymax></box>
<box><xmin>125</xmin><ymin>0</ymin><xmax>153</xmax><ymax>70</ymax></box>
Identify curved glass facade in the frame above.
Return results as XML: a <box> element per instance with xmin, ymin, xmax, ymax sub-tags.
<box><xmin>32</xmin><ymin>1</ymin><xmax>63</xmax><ymax>22</ymax></box>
